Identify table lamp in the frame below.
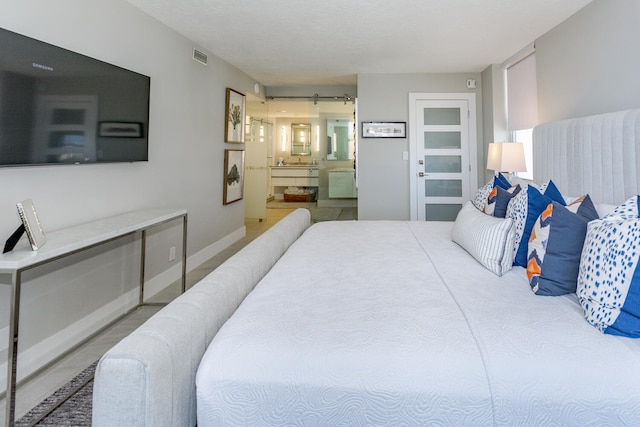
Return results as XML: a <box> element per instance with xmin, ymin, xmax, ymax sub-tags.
<box><xmin>486</xmin><ymin>142</ymin><xmax>527</xmax><ymax>180</ymax></box>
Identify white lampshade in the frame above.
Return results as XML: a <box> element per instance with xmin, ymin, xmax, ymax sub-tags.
<box><xmin>486</xmin><ymin>142</ymin><xmax>527</xmax><ymax>173</ymax></box>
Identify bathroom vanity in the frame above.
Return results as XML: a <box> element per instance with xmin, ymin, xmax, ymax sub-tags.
<box><xmin>270</xmin><ymin>166</ymin><xmax>319</xmax><ymax>187</ymax></box>
<box><xmin>270</xmin><ymin>166</ymin><xmax>319</xmax><ymax>201</ymax></box>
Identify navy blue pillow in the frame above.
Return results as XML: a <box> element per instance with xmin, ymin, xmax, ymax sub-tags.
<box><xmin>494</xmin><ymin>172</ymin><xmax>512</xmax><ymax>190</ymax></box>
<box><xmin>514</xmin><ymin>183</ymin><xmax>566</xmax><ymax>267</ymax></box>
<box><xmin>493</xmin><ymin>184</ymin><xmax>521</xmax><ymax>218</ymax></box>
<box><xmin>527</xmin><ymin>195</ymin><xmax>599</xmax><ymax>295</ymax></box>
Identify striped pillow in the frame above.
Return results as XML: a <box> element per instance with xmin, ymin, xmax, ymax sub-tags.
<box><xmin>451</xmin><ymin>202</ymin><xmax>516</xmax><ymax>276</ymax></box>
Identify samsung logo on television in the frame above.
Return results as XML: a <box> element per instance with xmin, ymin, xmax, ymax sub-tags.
<box><xmin>32</xmin><ymin>62</ymin><xmax>53</xmax><ymax>71</ymax></box>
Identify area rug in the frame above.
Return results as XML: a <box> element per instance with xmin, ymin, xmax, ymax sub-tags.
<box><xmin>16</xmin><ymin>361</ymin><xmax>97</xmax><ymax>427</ymax></box>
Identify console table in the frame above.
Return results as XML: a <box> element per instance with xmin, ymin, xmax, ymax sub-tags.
<box><xmin>0</xmin><ymin>208</ymin><xmax>188</xmax><ymax>426</ymax></box>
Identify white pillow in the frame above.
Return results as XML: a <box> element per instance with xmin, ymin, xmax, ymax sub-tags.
<box><xmin>451</xmin><ymin>202</ymin><xmax>516</xmax><ymax>276</ymax></box>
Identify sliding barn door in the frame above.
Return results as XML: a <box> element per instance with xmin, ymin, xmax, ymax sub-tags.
<box><xmin>409</xmin><ymin>94</ymin><xmax>477</xmax><ymax>221</ymax></box>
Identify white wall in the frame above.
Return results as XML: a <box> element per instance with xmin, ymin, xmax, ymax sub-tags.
<box><xmin>536</xmin><ymin>0</ymin><xmax>640</xmax><ymax>122</ymax></box>
<box><xmin>0</xmin><ymin>0</ymin><xmax>261</xmax><ymax>385</ymax></box>
<box><xmin>356</xmin><ymin>73</ymin><xmax>483</xmax><ymax>220</ymax></box>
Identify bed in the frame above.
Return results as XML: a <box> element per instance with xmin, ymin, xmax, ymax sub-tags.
<box><xmin>196</xmin><ymin>220</ymin><xmax>640</xmax><ymax>425</ymax></box>
<box><xmin>93</xmin><ymin>108</ymin><xmax>640</xmax><ymax>426</ymax></box>
<box><xmin>196</xmin><ymin>108</ymin><xmax>640</xmax><ymax>426</ymax></box>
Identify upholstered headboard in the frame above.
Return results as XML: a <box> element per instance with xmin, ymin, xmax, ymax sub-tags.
<box><xmin>533</xmin><ymin>109</ymin><xmax>640</xmax><ymax>204</ymax></box>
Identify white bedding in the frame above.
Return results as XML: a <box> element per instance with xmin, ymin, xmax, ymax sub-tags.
<box><xmin>196</xmin><ymin>220</ymin><xmax>640</xmax><ymax>426</ymax></box>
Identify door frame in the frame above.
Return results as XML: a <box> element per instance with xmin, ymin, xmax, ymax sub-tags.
<box><xmin>408</xmin><ymin>93</ymin><xmax>478</xmax><ymax>220</ymax></box>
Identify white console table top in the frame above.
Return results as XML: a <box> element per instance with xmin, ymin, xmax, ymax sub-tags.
<box><xmin>0</xmin><ymin>208</ymin><xmax>187</xmax><ymax>271</ymax></box>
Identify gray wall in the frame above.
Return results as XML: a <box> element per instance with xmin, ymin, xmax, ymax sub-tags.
<box><xmin>357</xmin><ymin>73</ymin><xmax>482</xmax><ymax>220</ymax></box>
<box><xmin>481</xmin><ymin>64</ymin><xmax>508</xmax><ymax>183</ymax></box>
<box><xmin>0</xmin><ymin>0</ymin><xmax>261</xmax><ymax>384</ymax></box>
<box><xmin>536</xmin><ymin>0</ymin><xmax>640</xmax><ymax>122</ymax></box>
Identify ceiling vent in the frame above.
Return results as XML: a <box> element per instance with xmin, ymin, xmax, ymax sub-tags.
<box><xmin>193</xmin><ymin>48</ymin><xmax>208</xmax><ymax>65</ymax></box>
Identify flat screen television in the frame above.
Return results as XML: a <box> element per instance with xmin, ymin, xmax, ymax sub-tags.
<box><xmin>0</xmin><ymin>27</ymin><xmax>150</xmax><ymax>167</ymax></box>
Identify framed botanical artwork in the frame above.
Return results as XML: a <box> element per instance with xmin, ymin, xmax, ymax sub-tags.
<box><xmin>225</xmin><ymin>88</ymin><xmax>246</xmax><ymax>143</ymax></box>
<box><xmin>223</xmin><ymin>149</ymin><xmax>245</xmax><ymax>205</ymax></box>
<box><xmin>361</xmin><ymin>121</ymin><xmax>406</xmax><ymax>138</ymax></box>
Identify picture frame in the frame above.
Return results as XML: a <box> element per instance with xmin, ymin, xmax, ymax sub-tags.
<box><xmin>223</xmin><ymin>149</ymin><xmax>245</xmax><ymax>205</ymax></box>
<box><xmin>361</xmin><ymin>121</ymin><xmax>406</xmax><ymax>138</ymax></box>
<box><xmin>225</xmin><ymin>88</ymin><xmax>246</xmax><ymax>143</ymax></box>
<box><xmin>98</xmin><ymin>121</ymin><xmax>144</xmax><ymax>138</ymax></box>
<box><xmin>17</xmin><ymin>199</ymin><xmax>46</xmax><ymax>251</ymax></box>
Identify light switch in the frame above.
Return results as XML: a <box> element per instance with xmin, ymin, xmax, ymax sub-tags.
<box><xmin>402</xmin><ymin>151</ymin><xmax>409</xmax><ymax>160</ymax></box>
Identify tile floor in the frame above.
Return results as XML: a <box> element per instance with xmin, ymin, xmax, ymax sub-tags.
<box><xmin>1</xmin><ymin>205</ymin><xmax>354</xmax><ymax>423</ymax></box>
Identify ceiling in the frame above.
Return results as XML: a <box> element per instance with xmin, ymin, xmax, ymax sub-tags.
<box><xmin>125</xmin><ymin>0</ymin><xmax>592</xmax><ymax>87</ymax></box>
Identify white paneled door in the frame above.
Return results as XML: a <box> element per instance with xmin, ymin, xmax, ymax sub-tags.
<box><xmin>409</xmin><ymin>94</ymin><xmax>477</xmax><ymax>221</ymax></box>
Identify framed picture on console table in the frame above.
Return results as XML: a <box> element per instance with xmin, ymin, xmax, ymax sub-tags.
<box><xmin>223</xmin><ymin>149</ymin><xmax>245</xmax><ymax>205</ymax></box>
<box><xmin>17</xmin><ymin>199</ymin><xmax>46</xmax><ymax>250</ymax></box>
<box><xmin>225</xmin><ymin>88</ymin><xmax>246</xmax><ymax>143</ymax></box>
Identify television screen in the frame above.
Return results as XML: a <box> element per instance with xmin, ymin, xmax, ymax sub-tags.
<box><xmin>0</xmin><ymin>27</ymin><xmax>150</xmax><ymax>167</ymax></box>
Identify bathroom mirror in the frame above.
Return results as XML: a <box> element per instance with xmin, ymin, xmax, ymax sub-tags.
<box><xmin>326</xmin><ymin>119</ymin><xmax>354</xmax><ymax>161</ymax></box>
<box><xmin>291</xmin><ymin>123</ymin><xmax>311</xmax><ymax>155</ymax></box>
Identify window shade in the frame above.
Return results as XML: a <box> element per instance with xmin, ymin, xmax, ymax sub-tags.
<box><xmin>507</xmin><ymin>53</ymin><xmax>538</xmax><ymax>131</ymax></box>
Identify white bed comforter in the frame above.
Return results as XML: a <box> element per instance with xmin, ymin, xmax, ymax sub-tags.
<box><xmin>196</xmin><ymin>221</ymin><xmax>640</xmax><ymax>426</ymax></box>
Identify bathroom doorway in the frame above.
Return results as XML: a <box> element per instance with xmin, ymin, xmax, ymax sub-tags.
<box><xmin>245</xmin><ymin>96</ymin><xmax>358</xmax><ymax>222</ymax></box>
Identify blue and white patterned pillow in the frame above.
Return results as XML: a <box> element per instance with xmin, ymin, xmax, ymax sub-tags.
<box><xmin>506</xmin><ymin>180</ymin><xmax>566</xmax><ymax>267</ymax></box>
<box><xmin>577</xmin><ymin>196</ymin><xmax>640</xmax><ymax>337</ymax></box>
<box><xmin>473</xmin><ymin>180</ymin><xmax>493</xmax><ymax>210</ymax></box>
<box><xmin>527</xmin><ymin>195</ymin><xmax>599</xmax><ymax>295</ymax></box>
<box><xmin>604</xmin><ymin>195</ymin><xmax>639</xmax><ymax>219</ymax></box>
<box><xmin>473</xmin><ymin>173</ymin><xmax>511</xmax><ymax>211</ymax></box>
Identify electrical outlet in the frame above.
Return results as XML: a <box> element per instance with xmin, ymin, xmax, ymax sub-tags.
<box><xmin>169</xmin><ymin>246</ymin><xmax>176</xmax><ymax>262</ymax></box>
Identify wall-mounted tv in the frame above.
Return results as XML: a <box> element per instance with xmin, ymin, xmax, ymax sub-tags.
<box><xmin>0</xmin><ymin>27</ymin><xmax>150</xmax><ymax>167</ymax></box>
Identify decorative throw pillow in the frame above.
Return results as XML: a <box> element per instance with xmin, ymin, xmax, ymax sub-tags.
<box><xmin>472</xmin><ymin>173</ymin><xmax>511</xmax><ymax>211</ymax></box>
<box><xmin>473</xmin><ymin>180</ymin><xmax>493</xmax><ymax>210</ymax></box>
<box><xmin>451</xmin><ymin>201</ymin><xmax>516</xmax><ymax>276</ymax></box>
<box><xmin>604</xmin><ymin>195</ymin><xmax>639</xmax><ymax>219</ymax></box>
<box><xmin>526</xmin><ymin>195</ymin><xmax>599</xmax><ymax>295</ymax></box>
<box><xmin>493</xmin><ymin>184</ymin><xmax>521</xmax><ymax>218</ymax></box>
<box><xmin>482</xmin><ymin>175</ymin><xmax>513</xmax><ymax>215</ymax></box>
<box><xmin>577</xmin><ymin>196</ymin><xmax>640</xmax><ymax>337</ymax></box>
<box><xmin>506</xmin><ymin>180</ymin><xmax>566</xmax><ymax>267</ymax></box>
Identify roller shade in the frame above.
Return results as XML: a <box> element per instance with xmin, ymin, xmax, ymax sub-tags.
<box><xmin>507</xmin><ymin>53</ymin><xmax>538</xmax><ymax>131</ymax></box>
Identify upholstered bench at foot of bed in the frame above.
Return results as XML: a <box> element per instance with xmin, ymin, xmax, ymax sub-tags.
<box><xmin>92</xmin><ymin>208</ymin><xmax>311</xmax><ymax>427</ymax></box>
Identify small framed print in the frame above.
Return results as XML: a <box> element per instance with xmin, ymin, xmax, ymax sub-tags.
<box><xmin>223</xmin><ymin>149</ymin><xmax>245</xmax><ymax>205</ymax></box>
<box><xmin>361</xmin><ymin>121</ymin><xmax>406</xmax><ymax>138</ymax></box>
<box><xmin>225</xmin><ymin>88</ymin><xmax>246</xmax><ymax>143</ymax></box>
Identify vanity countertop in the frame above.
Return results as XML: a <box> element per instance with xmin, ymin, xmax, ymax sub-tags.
<box><xmin>328</xmin><ymin>167</ymin><xmax>355</xmax><ymax>172</ymax></box>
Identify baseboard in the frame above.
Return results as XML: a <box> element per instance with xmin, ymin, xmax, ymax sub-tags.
<box><xmin>0</xmin><ymin>288</ymin><xmax>138</xmax><ymax>394</ymax></box>
<box><xmin>186</xmin><ymin>225</ymin><xmax>246</xmax><ymax>271</ymax></box>
<box><xmin>145</xmin><ymin>225</ymin><xmax>246</xmax><ymax>299</ymax></box>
